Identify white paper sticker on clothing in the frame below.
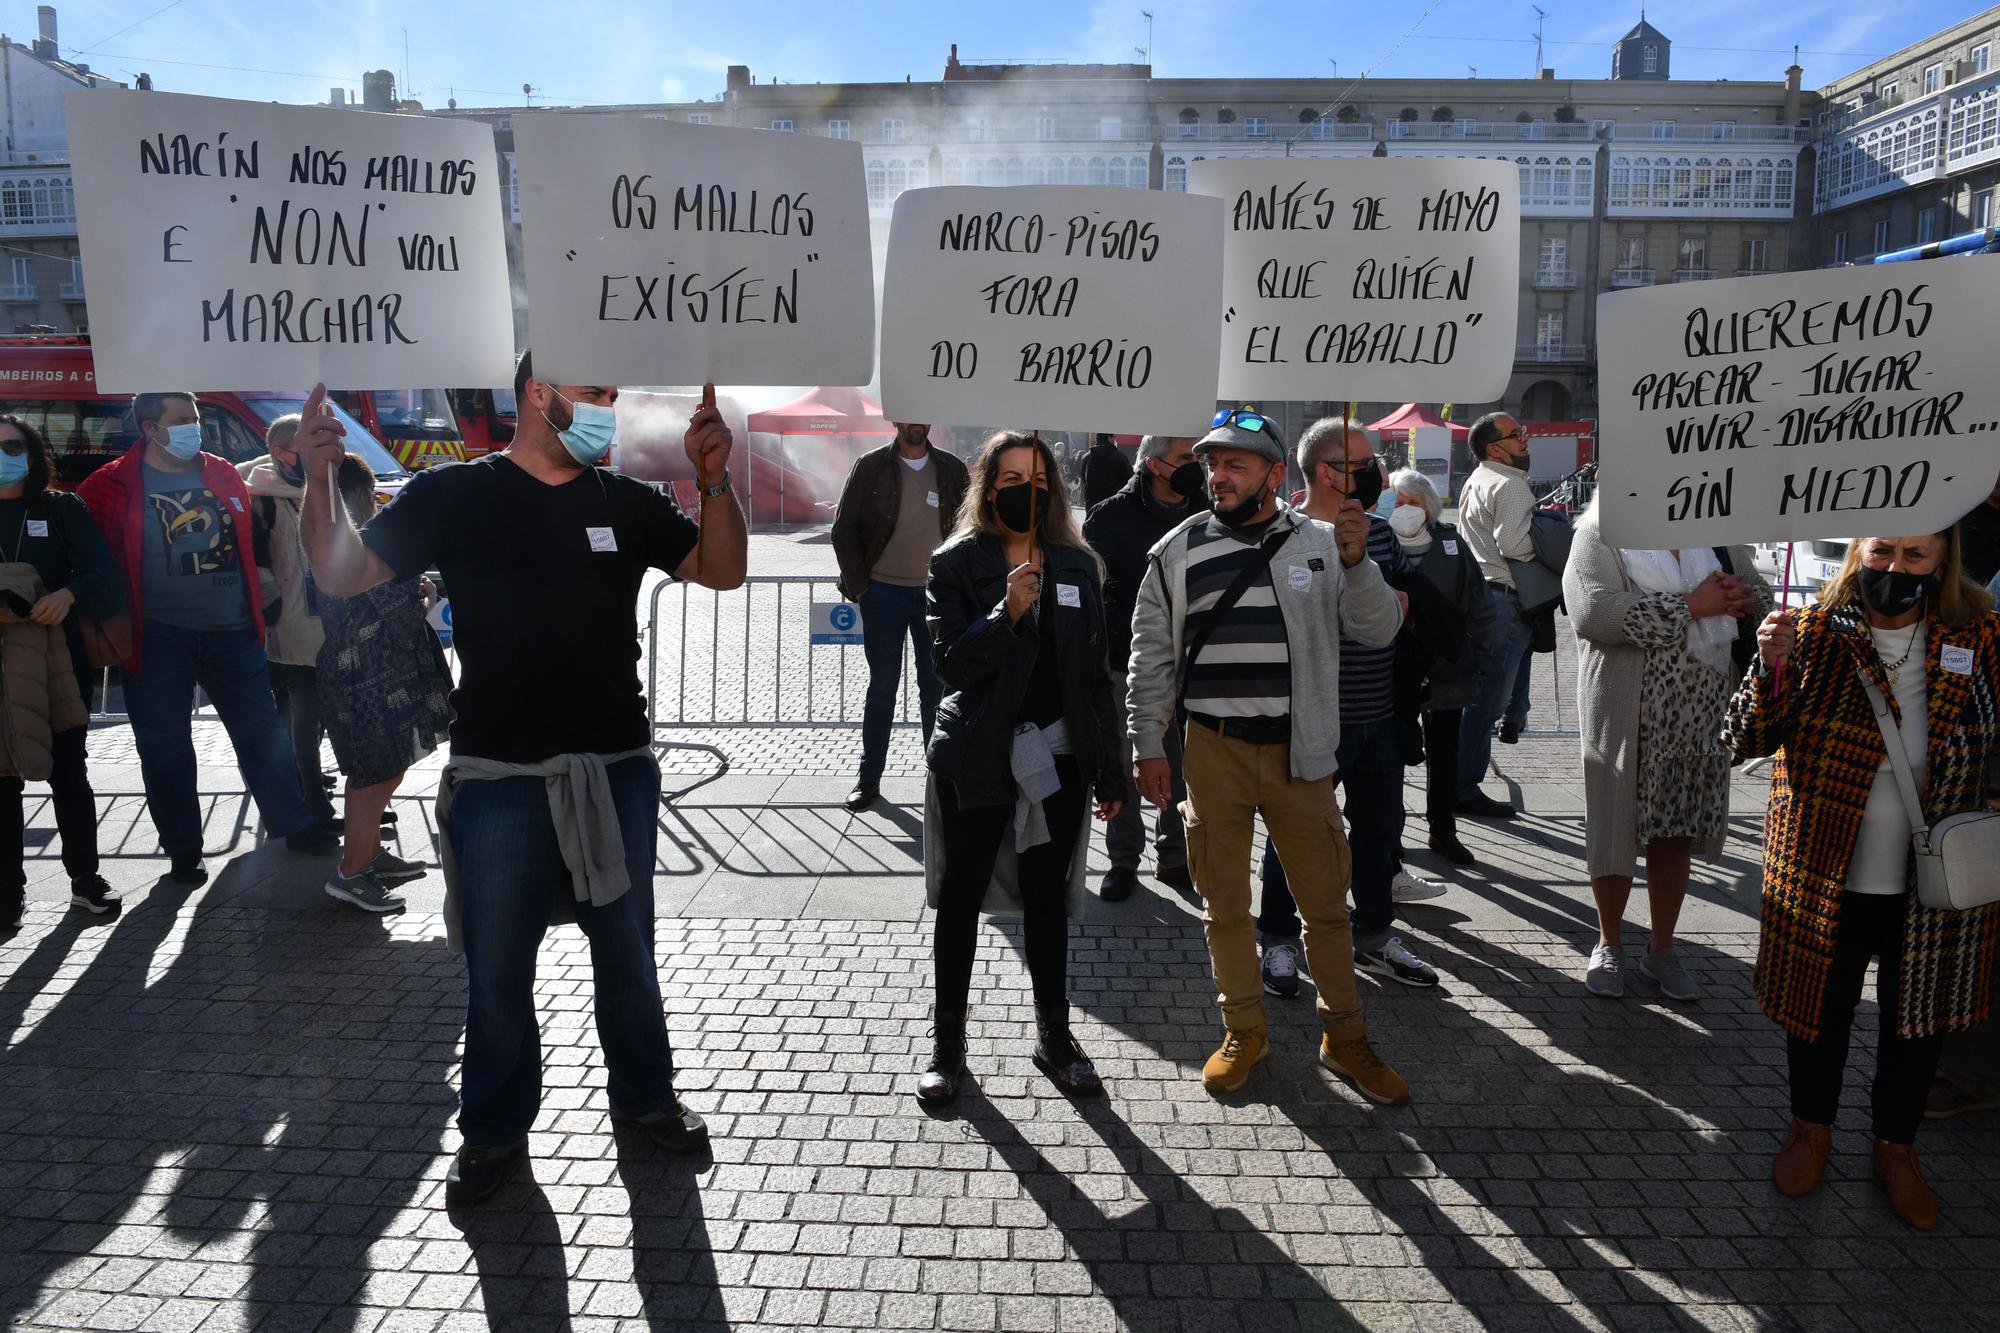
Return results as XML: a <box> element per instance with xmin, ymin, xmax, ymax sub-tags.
<box><xmin>1442</xmin><ymin>539</ymin><xmax>1459</xmax><ymax>556</ymax></box>
<box><xmin>1288</xmin><ymin>565</ymin><xmax>1311</xmax><ymax>591</ymax></box>
<box><xmin>1056</xmin><ymin>582</ymin><xmax>1081</xmax><ymax>608</ymax></box>
<box><xmin>25</xmin><ymin>520</ymin><xmax>47</xmax><ymax>537</ymax></box>
<box><xmin>926</xmin><ymin>490</ymin><xmax>939</xmax><ymax>508</ymax></box>
<box><xmin>1942</xmin><ymin>645</ymin><xmax>1974</xmax><ymax>675</ymax></box>
<box><xmin>587</xmin><ymin>526</ymin><xmax>618</xmax><ymax>553</ymax></box>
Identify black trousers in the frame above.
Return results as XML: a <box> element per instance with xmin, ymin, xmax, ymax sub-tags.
<box><xmin>0</xmin><ymin>724</ymin><xmax>98</xmax><ymax>891</ymax></box>
<box><xmin>1785</xmin><ymin>891</ymin><xmax>1946</xmax><ymax>1144</ymax></box>
<box><xmin>933</xmin><ymin>755</ymin><xmax>1087</xmax><ymax>1027</ymax></box>
<box><xmin>269</xmin><ymin>661</ymin><xmax>334</xmax><ymax>822</ymax></box>
<box><xmin>1423</xmin><ymin>708</ymin><xmax>1462</xmax><ymax>841</ymax></box>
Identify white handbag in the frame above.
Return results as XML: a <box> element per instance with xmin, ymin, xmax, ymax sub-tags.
<box><xmin>1858</xmin><ymin>671</ymin><xmax>2000</xmax><ymax>912</ymax></box>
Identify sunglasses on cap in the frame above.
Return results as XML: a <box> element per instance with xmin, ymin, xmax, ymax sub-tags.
<box><xmin>1212</xmin><ymin>407</ymin><xmax>1274</xmax><ymax>435</ymax></box>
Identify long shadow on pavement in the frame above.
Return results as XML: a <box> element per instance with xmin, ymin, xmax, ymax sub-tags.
<box><xmin>0</xmin><ymin>859</ymin><xmax>458</xmax><ymax>1330</ymax></box>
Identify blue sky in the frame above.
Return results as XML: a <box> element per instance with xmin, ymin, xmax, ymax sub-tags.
<box><xmin>23</xmin><ymin>1</ymin><xmax>1988</xmax><ymax>106</ymax></box>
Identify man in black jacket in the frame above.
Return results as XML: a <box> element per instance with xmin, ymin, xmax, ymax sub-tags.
<box><xmin>830</xmin><ymin>423</ymin><xmax>971</xmax><ymax>812</ymax></box>
<box><xmin>1081</xmin><ymin>433</ymin><xmax>1134</xmax><ymax>513</ymax></box>
<box><xmin>1082</xmin><ymin>432</ymin><xmax>1206</xmax><ymax>900</ymax></box>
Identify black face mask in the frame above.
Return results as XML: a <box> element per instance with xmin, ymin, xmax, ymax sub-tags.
<box><xmin>273</xmin><ymin>452</ymin><xmax>306</xmax><ymax>488</ymax></box>
<box><xmin>1857</xmin><ymin>565</ymin><xmax>1934</xmax><ymax>617</ymax></box>
<box><xmin>993</xmin><ymin>483</ymin><xmax>1050</xmax><ymax>534</ymax></box>
<box><xmin>1166</xmin><ymin>460</ymin><xmax>1207</xmax><ymax>501</ymax></box>
<box><xmin>1346</xmin><ymin>463</ymin><xmax>1384</xmax><ymax>510</ymax></box>
<box><xmin>1214</xmin><ymin>465</ymin><xmax>1275</xmax><ymax>529</ymax></box>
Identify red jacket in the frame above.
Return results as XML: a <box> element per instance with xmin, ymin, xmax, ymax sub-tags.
<box><xmin>77</xmin><ymin>443</ymin><xmax>266</xmax><ymax>671</ymax></box>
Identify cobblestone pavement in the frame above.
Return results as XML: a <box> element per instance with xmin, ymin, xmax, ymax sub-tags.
<box><xmin>9</xmin><ymin>528</ymin><xmax>1997</xmax><ymax>1330</ymax></box>
<box><xmin>4</xmin><ymin>908</ymin><xmax>1997</xmax><ymax>1333</ymax></box>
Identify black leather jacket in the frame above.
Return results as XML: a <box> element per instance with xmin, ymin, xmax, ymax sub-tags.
<box><xmin>924</xmin><ymin>534</ymin><xmax>1127</xmax><ymax>808</ymax></box>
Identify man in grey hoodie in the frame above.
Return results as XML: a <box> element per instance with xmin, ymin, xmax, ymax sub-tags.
<box><xmin>239</xmin><ymin>415</ymin><xmax>336</xmax><ymax>833</ymax></box>
<box><xmin>1127</xmin><ymin>411</ymin><xmax>1410</xmax><ymax>1105</ymax></box>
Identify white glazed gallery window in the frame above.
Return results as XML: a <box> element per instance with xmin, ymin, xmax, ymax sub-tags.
<box><xmin>688</xmin><ymin>113</ymin><xmax>710</xmax><ymax>125</ymax></box>
<box><xmin>1978</xmin><ymin>190</ymin><xmax>1995</xmax><ymax>229</ymax></box>
<box><xmin>1925</xmin><ymin>64</ymin><xmax>1943</xmax><ymax>94</ymax></box>
<box><xmin>770</xmin><ymin>120</ymin><xmax>793</xmax><ymax>132</ymax></box>
<box><xmin>1244</xmin><ymin>117</ymin><xmax>1269</xmax><ymax>139</ymax></box>
<box><xmin>1536</xmin><ymin>311</ymin><xmax>1563</xmax><ymax>349</ymax></box>
<box><xmin>865</xmin><ymin>157</ymin><xmax>927</xmax><ymax>206</ymax></box>
<box><xmin>1164</xmin><ymin>157</ymin><xmax>1189</xmax><ymax>192</ymax></box>
<box><xmin>1036</xmin><ymin>116</ymin><xmax>1056</xmax><ymax>141</ymax></box>
<box><xmin>1975</xmin><ymin>45</ymin><xmax>1992</xmax><ymax>74</ymax></box>
<box><xmin>881</xmin><ymin>119</ymin><xmax>904</xmax><ymax>143</ymax></box>
<box><xmin>826</xmin><ymin>119</ymin><xmax>850</xmax><ymax>139</ymax></box>
<box><xmin>1099</xmin><ymin>116</ymin><xmax>1122</xmax><ymax>140</ymax></box>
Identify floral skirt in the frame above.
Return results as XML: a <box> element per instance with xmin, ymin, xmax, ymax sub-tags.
<box><xmin>316</xmin><ymin>581</ymin><xmax>453</xmax><ymax>787</ymax></box>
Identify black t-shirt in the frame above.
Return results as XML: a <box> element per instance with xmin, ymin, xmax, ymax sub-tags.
<box><xmin>361</xmin><ymin>457</ymin><xmax>701</xmax><ymax>762</ymax></box>
<box><xmin>1021</xmin><ymin>593</ymin><xmax>1065</xmax><ymax>728</ymax></box>
<box><xmin>1957</xmin><ymin>499</ymin><xmax>2000</xmax><ymax>589</ymax></box>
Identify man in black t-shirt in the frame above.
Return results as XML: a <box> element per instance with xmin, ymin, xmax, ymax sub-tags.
<box><xmin>297</xmin><ymin>350</ymin><xmax>746</xmax><ymax>1206</ymax></box>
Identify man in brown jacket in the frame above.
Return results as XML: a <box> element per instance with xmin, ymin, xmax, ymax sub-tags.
<box><xmin>830</xmin><ymin>423</ymin><xmax>968</xmax><ymax>812</ymax></box>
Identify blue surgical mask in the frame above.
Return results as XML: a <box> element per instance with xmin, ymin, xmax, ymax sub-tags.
<box><xmin>0</xmin><ymin>452</ymin><xmax>27</xmax><ymax>487</ymax></box>
<box><xmin>544</xmin><ymin>389</ymin><xmax>616</xmax><ymax>466</ymax></box>
<box><xmin>161</xmin><ymin>422</ymin><xmax>203</xmax><ymax>461</ymax></box>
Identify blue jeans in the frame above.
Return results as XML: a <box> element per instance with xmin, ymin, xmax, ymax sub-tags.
<box><xmin>1457</xmin><ymin>587</ymin><xmax>1532</xmax><ymax>800</ymax></box>
<box><xmin>449</xmin><ymin>757</ymin><xmax>675</xmax><ymax>1146</ymax></box>
<box><xmin>1258</xmin><ymin>715</ymin><xmax>1404</xmax><ymax>952</ymax></box>
<box><xmin>1506</xmin><ymin>649</ymin><xmax>1533</xmax><ymax>731</ymax></box>
<box><xmin>121</xmin><ymin>621</ymin><xmax>317</xmax><ymax>856</ymax></box>
<box><xmin>858</xmin><ymin>580</ymin><xmax>941</xmax><ymax>784</ymax></box>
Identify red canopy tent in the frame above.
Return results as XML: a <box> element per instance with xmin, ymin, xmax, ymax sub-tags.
<box><xmin>1366</xmin><ymin>402</ymin><xmax>1469</xmax><ymax>444</ymax></box>
<box><xmin>743</xmin><ymin>387</ymin><xmax>897</xmax><ymax>523</ymax></box>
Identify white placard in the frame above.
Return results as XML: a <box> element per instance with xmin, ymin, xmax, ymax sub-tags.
<box><xmin>1411</xmin><ymin>423</ymin><xmax>1453</xmax><ymax>499</ymax></box>
<box><xmin>1596</xmin><ymin>262</ymin><xmax>2000</xmax><ymax>548</ymax></box>
<box><xmin>1189</xmin><ymin>157</ymin><xmax>1520</xmax><ymax>403</ymax></box>
<box><xmin>879</xmin><ymin>185</ymin><xmax>1226</xmax><ymax>437</ymax></box>
<box><xmin>66</xmin><ymin>89</ymin><xmax>514</xmax><ymax>392</ymax></box>
<box><xmin>514</xmin><ymin>116</ymin><xmax>873</xmax><ymax>387</ymax></box>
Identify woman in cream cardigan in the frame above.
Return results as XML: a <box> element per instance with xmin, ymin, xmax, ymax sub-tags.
<box><xmin>1563</xmin><ymin>501</ymin><xmax>1770</xmax><ymax>1000</ymax></box>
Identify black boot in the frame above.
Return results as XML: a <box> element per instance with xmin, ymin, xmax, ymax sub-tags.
<box><xmin>916</xmin><ymin>1014</ymin><xmax>966</xmax><ymax>1103</ymax></box>
<box><xmin>1032</xmin><ymin>1011</ymin><xmax>1103</xmax><ymax>1097</ymax></box>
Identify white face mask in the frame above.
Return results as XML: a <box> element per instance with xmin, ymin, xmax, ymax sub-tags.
<box><xmin>1388</xmin><ymin>504</ymin><xmax>1428</xmax><ymax>539</ymax></box>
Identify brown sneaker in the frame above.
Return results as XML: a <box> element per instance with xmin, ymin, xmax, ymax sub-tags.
<box><xmin>1201</xmin><ymin>1027</ymin><xmax>1268</xmax><ymax>1094</ymax></box>
<box><xmin>1771</xmin><ymin>1119</ymin><xmax>1831</xmax><ymax>1196</ymax></box>
<box><xmin>1871</xmin><ymin>1140</ymin><xmax>1938</xmax><ymax>1230</ymax></box>
<box><xmin>1319</xmin><ymin>1035</ymin><xmax>1411</xmax><ymax>1106</ymax></box>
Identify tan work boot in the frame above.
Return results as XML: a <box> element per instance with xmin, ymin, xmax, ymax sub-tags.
<box><xmin>1871</xmin><ymin>1140</ymin><xmax>1938</xmax><ymax>1230</ymax></box>
<box><xmin>1771</xmin><ymin>1118</ymin><xmax>1831</xmax><ymax>1196</ymax></box>
<box><xmin>1319</xmin><ymin>1035</ymin><xmax>1411</xmax><ymax>1105</ymax></box>
<box><xmin>1202</xmin><ymin>1027</ymin><xmax>1268</xmax><ymax>1094</ymax></box>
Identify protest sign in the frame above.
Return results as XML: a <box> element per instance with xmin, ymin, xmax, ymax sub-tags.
<box><xmin>1189</xmin><ymin>157</ymin><xmax>1519</xmax><ymax>403</ymax></box>
<box><xmin>66</xmin><ymin>89</ymin><xmax>513</xmax><ymax>392</ymax></box>
<box><xmin>1595</xmin><ymin>261</ymin><xmax>2000</xmax><ymax>548</ymax></box>
<box><xmin>1411</xmin><ymin>424</ymin><xmax>1453</xmax><ymax>501</ymax></box>
<box><xmin>514</xmin><ymin>116</ymin><xmax>873</xmax><ymax>387</ymax></box>
<box><xmin>878</xmin><ymin>185</ymin><xmax>1226</xmax><ymax>438</ymax></box>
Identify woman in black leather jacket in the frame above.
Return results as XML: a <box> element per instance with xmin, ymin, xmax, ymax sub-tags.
<box><xmin>919</xmin><ymin>430</ymin><xmax>1126</xmax><ymax>1103</ymax></box>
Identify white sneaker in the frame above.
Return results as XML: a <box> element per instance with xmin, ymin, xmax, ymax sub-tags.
<box><xmin>1261</xmin><ymin>939</ymin><xmax>1302</xmax><ymax>997</ymax></box>
<box><xmin>1635</xmin><ymin>944</ymin><xmax>1701</xmax><ymax>1001</ymax></box>
<box><xmin>1390</xmin><ymin>870</ymin><xmax>1447</xmax><ymax>903</ymax></box>
<box><xmin>1585</xmin><ymin>944</ymin><xmax>1624</xmax><ymax>997</ymax></box>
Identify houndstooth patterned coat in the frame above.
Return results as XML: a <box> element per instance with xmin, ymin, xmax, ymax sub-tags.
<box><xmin>1724</xmin><ymin>598</ymin><xmax>2000</xmax><ymax>1042</ymax></box>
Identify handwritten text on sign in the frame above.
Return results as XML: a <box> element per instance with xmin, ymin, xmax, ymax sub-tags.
<box><xmin>1188</xmin><ymin>157</ymin><xmax>1520</xmax><ymax>403</ymax></box>
<box><xmin>514</xmin><ymin>116</ymin><xmax>873</xmax><ymax>387</ymax></box>
<box><xmin>879</xmin><ymin>186</ymin><xmax>1226</xmax><ymax>437</ymax></box>
<box><xmin>1595</xmin><ymin>262</ymin><xmax>2000</xmax><ymax>548</ymax></box>
<box><xmin>65</xmin><ymin>89</ymin><xmax>513</xmax><ymax>392</ymax></box>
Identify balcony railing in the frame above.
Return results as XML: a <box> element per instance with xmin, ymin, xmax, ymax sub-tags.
<box><xmin>0</xmin><ymin>284</ymin><xmax>37</xmax><ymax>302</ymax></box>
<box><xmin>1384</xmin><ymin>121</ymin><xmax>1594</xmax><ymax>142</ymax></box>
<box><xmin>1530</xmin><ymin>268</ymin><xmax>1575</xmax><ymax>288</ymax></box>
<box><xmin>1672</xmin><ymin>268</ymin><xmax>1719</xmax><ymax>282</ymax></box>
<box><xmin>1612</xmin><ymin>124</ymin><xmax>1805</xmax><ymax>142</ymax></box>
<box><xmin>1735</xmin><ymin>267</ymin><xmax>1777</xmax><ymax>277</ymax></box>
<box><xmin>1610</xmin><ymin>267</ymin><xmax>1655</xmax><ymax>287</ymax></box>
<box><xmin>57</xmin><ymin>281</ymin><xmax>83</xmax><ymax>300</ymax></box>
<box><xmin>1518</xmin><ymin>343</ymin><xmax>1588</xmax><ymax>363</ymax></box>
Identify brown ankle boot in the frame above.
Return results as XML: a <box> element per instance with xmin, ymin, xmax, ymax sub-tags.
<box><xmin>1771</xmin><ymin>1119</ymin><xmax>1831</xmax><ymax>1196</ymax></box>
<box><xmin>1871</xmin><ymin>1140</ymin><xmax>1938</xmax><ymax>1230</ymax></box>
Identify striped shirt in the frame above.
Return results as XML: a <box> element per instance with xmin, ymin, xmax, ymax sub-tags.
<box><xmin>1181</xmin><ymin>515</ymin><xmax>1290</xmax><ymax>718</ymax></box>
<box><xmin>1340</xmin><ymin>515</ymin><xmax>1405</xmax><ymax>725</ymax></box>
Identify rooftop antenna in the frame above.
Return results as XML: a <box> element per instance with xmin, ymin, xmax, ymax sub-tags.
<box><xmin>1532</xmin><ymin>5</ymin><xmax>1547</xmax><ymax>75</ymax></box>
<box><xmin>1140</xmin><ymin>9</ymin><xmax>1153</xmax><ymax>65</ymax></box>
<box><xmin>1468</xmin><ymin>64</ymin><xmax>1477</xmax><ymax>79</ymax></box>
<box><xmin>402</xmin><ymin>28</ymin><xmax>410</xmax><ymax>100</ymax></box>
<box><xmin>522</xmin><ymin>82</ymin><xmax>536</xmax><ymax>106</ymax></box>
<box><xmin>1329</xmin><ymin>58</ymin><xmax>1338</xmax><ymax>78</ymax></box>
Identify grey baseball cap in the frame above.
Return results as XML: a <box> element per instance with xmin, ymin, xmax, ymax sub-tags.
<box><xmin>1194</xmin><ymin>416</ymin><xmax>1286</xmax><ymax>463</ymax></box>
